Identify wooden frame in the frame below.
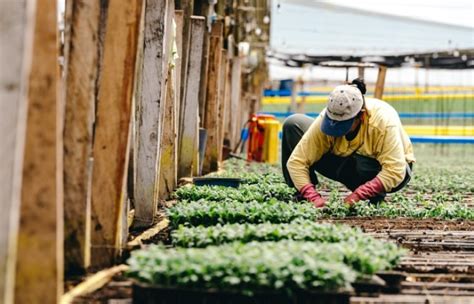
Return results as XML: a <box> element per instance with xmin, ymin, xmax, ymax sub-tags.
<box><xmin>14</xmin><ymin>0</ymin><xmax>64</xmax><ymax>302</ymax></box>
<box><xmin>0</xmin><ymin>1</ymin><xmax>34</xmax><ymax>303</ymax></box>
<box><xmin>62</xmin><ymin>0</ymin><xmax>102</xmax><ymax>274</ymax></box>
<box><xmin>90</xmin><ymin>0</ymin><xmax>143</xmax><ymax>268</ymax></box>
<box><xmin>133</xmin><ymin>0</ymin><xmax>170</xmax><ymax>228</ymax></box>
<box><xmin>177</xmin><ymin>16</ymin><xmax>206</xmax><ymax>178</ymax></box>
<box><xmin>202</xmin><ymin>21</ymin><xmax>224</xmax><ymax>174</ymax></box>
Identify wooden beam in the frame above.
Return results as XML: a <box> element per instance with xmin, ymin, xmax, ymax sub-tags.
<box><xmin>230</xmin><ymin>57</ymin><xmax>242</xmax><ymax>149</ymax></box>
<box><xmin>374</xmin><ymin>66</ymin><xmax>387</xmax><ymax>99</ymax></box>
<box><xmin>217</xmin><ymin>50</ymin><xmax>228</xmax><ymax>162</ymax></box>
<box><xmin>60</xmin><ymin>264</ymin><xmax>129</xmax><ymax>304</ymax></box>
<box><xmin>62</xmin><ymin>0</ymin><xmax>102</xmax><ymax>275</ymax></box>
<box><xmin>90</xmin><ymin>0</ymin><xmax>143</xmax><ymax>268</ymax></box>
<box><xmin>133</xmin><ymin>0</ymin><xmax>170</xmax><ymax>228</ymax></box>
<box><xmin>14</xmin><ymin>0</ymin><xmax>63</xmax><ymax>302</ymax></box>
<box><xmin>202</xmin><ymin>21</ymin><xmax>223</xmax><ymax>174</ymax></box>
<box><xmin>198</xmin><ymin>33</ymin><xmax>210</xmax><ymax>126</ymax></box>
<box><xmin>223</xmin><ymin>54</ymin><xmax>233</xmax><ymax>148</ymax></box>
<box><xmin>0</xmin><ymin>1</ymin><xmax>33</xmax><ymax>303</ymax></box>
<box><xmin>177</xmin><ymin>16</ymin><xmax>205</xmax><ymax>178</ymax></box>
<box><xmin>158</xmin><ymin>2</ymin><xmax>178</xmax><ymax>201</ymax></box>
<box><xmin>174</xmin><ymin>10</ymin><xmax>184</xmax><ymax>120</ymax></box>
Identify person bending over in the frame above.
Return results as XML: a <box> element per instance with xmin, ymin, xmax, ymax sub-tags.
<box><xmin>282</xmin><ymin>78</ymin><xmax>415</xmax><ymax>207</ymax></box>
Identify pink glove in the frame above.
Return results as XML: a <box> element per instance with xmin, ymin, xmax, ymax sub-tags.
<box><xmin>344</xmin><ymin>177</ymin><xmax>385</xmax><ymax>205</ymax></box>
<box><xmin>300</xmin><ymin>184</ymin><xmax>326</xmax><ymax>208</ymax></box>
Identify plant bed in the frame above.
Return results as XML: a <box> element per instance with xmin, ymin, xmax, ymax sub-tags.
<box><xmin>167</xmin><ymin>199</ymin><xmax>317</xmax><ymax>228</ymax></box>
<box><xmin>171</xmin><ymin>221</ymin><xmax>381</xmax><ymax>248</ymax></box>
<box><xmin>126</xmin><ymin>240</ymin><xmax>406</xmax><ymax>295</ymax></box>
<box><xmin>132</xmin><ymin>282</ymin><xmax>351</xmax><ymax>304</ymax></box>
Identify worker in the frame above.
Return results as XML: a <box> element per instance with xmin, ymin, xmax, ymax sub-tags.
<box><xmin>281</xmin><ymin>78</ymin><xmax>415</xmax><ymax>207</ymax></box>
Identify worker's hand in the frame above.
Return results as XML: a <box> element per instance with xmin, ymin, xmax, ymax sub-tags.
<box><xmin>344</xmin><ymin>177</ymin><xmax>385</xmax><ymax>205</ymax></box>
<box><xmin>300</xmin><ymin>184</ymin><xmax>326</xmax><ymax>208</ymax></box>
<box><xmin>344</xmin><ymin>192</ymin><xmax>360</xmax><ymax>205</ymax></box>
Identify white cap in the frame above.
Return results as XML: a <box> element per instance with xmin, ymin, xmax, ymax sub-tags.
<box><xmin>326</xmin><ymin>84</ymin><xmax>364</xmax><ymax>121</ymax></box>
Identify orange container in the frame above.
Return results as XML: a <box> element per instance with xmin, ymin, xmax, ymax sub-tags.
<box><xmin>247</xmin><ymin>114</ymin><xmax>277</xmax><ymax>162</ymax></box>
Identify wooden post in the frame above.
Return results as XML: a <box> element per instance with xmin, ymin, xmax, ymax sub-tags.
<box><xmin>0</xmin><ymin>1</ymin><xmax>33</xmax><ymax>303</ymax></box>
<box><xmin>158</xmin><ymin>2</ymin><xmax>178</xmax><ymax>201</ymax></box>
<box><xmin>133</xmin><ymin>0</ymin><xmax>170</xmax><ymax>228</ymax></box>
<box><xmin>224</xmin><ymin>56</ymin><xmax>233</xmax><ymax>145</ymax></box>
<box><xmin>175</xmin><ymin>10</ymin><xmax>184</xmax><ymax>121</ymax></box>
<box><xmin>374</xmin><ymin>65</ymin><xmax>387</xmax><ymax>99</ymax></box>
<box><xmin>217</xmin><ymin>51</ymin><xmax>228</xmax><ymax>162</ymax></box>
<box><xmin>14</xmin><ymin>0</ymin><xmax>64</xmax><ymax>302</ymax></box>
<box><xmin>177</xmin><ymin>16</ymin><xmax>205</xmax><ymax>178</ymax></box>
<box><xmin>62</xmin><ymin>0</ymin><xmax>102</xmax><ymax>274</ymax></box>
<box><xmin>202</xmin><ymin>21</ymin><xmax>223</xmax><ymax>174</ymax></box>
<box><xmin>230</xmin><ymin>57</ymin><xmax>242</xmax><ymax>149</ymax></box>
<box><xmin>90</xmin><ymin>0</ymin><xmax>143</xmax><ymax>268</ymax></box>
<box><xmin>178</xmin><ymin>0</ymin><xmax>194</xmax><ymax>126</ymax></box>
<box><xmin>358</xmin><ymin>66</ymin><xmax>365</xmax><ymax>79</ymax></box>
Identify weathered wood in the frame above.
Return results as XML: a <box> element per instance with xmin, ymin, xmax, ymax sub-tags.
<box><xmin>90</xmin><ymin>0</ymin><xmax>143</xmax><ymax>268</ymax></box>
<box><xmin>62</xmin><ymin>0</ymin><xmax>101</xmax><ymax>274</ymax></box>
<box><xmin>14</xmin><ymin>0</ymin><xmax>63</xmax><ymax>302</ymax></box>
<box><xmin>178</xmin><ymin>0</ymin><xmax>194</xmax><ymax>128</ymax></box>
<box><xmin>177</xmin><ymin>16</ymin><xmax>205</xmax><ymax>178</ymax></box>
<box><xmin>174</xmin><ymin>10</ymin><xmax>184</xmax><ymax>120</ymax></box>
<box><xmin>133</xmin><ymin>0</ymin><xmax>169</xmax><ymax>228</ymax></box>
<box><xmin>158</xmin><ymin>2</ymin><xmax>178</xmax><ymax>201</ymax></box>
<box><xmin>0</xmin><ymin>2</ymin><xmax>33</xmax><ymax>303</ymax></box>
<box><xmin>374</xmin><ymin>65</ymin><xmax>387</xmax><ymax>99</ymax></box>
<box><xmin>230</xmin><ymin>57</ymin><xmax>242</xmax><ymax>148</ymax></box>
<box><xmin>60</xmin><ymin>264</ymin><xmax>129</xmax><ymax>304</ymax></box>
<box><xmin>217</xmin><ymin>50</ymin><xmax>228</xmax><ymax>162</ymax></box>
<box><xmin>127</xmin><ymin>218</ymin><xmax>170</xmax><ymax>248</ymax></box>
<box><xmin>202</xmin><ymin>22</ymin><xmax>223</xmax><ymax>174</ymax></box>
<box><xmin>224</xmin><ymin>55</ymin><xmax>233</xmax><ymax>145</ymax></box>
<box><xmin>198</xmin><ymin>33</ymin><xmax>210</xmax><ymax>126</ymax></box>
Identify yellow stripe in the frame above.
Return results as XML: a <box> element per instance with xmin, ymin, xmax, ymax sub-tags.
<box><xmin>262</xmin><ymin>94</ymin><xmax>474</xmax><ymax>105</ymax></box>
<box><xmin>307</xmin><ymin>86</ymin><xmax>474</xmax><ymax>93</ymax></box>
<box><xmin>404</xmin><ymin>125</ymin><xmax>474</xmax><ymax>136</ymax></box>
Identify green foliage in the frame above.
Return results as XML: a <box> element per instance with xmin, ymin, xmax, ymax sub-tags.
<box><xmin>316</xmin><ymin>197</ymin><xmax>474</xmax><ymax>220</ymax></box>
<box><xmin>174</xmin><ymin>183</ymin><xmax>296</xmax><ymax>203</ymax></box>
<box><xmin>126</xmin><ymin>240</ymin><xmax>405</xmax><ymax>294</ymax></box>
<box><xmin>167</xmin><ymin>199</ymin><xmax>317</xmax><ymax>228</ymax></box>
<box><xmin>171</xmin><ymin>220</ymin><xmax>364</xmax><ymax>248</ymax></box>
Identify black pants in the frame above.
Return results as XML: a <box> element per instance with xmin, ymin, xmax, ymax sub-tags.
<box><xmin>281</xmin><ymin>114</ymin><xmax>412</xmax><ymax>202</ymax></box>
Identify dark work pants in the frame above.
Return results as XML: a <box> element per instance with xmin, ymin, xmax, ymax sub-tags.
<box><xmin>281</xmin><ymin>114</ymin><xmax>412</xmax><ymax>202</ymax></box>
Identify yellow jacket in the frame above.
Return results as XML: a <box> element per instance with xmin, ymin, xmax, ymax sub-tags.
<box><xmin>287</xmin><ymin>98</ymin><xmax>415</xmax><ymax>192</ymax></box>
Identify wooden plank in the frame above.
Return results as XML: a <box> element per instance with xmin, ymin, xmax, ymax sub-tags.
<box><xmin>0</xmin><ymin>1</ymin><xmax>33</xmax><ymax>303</ymax></box>
<box><xmin>224</xmin><ymin>56</ymin><xmax>233</xmax><ymax>144</ymax></box>
<box><xmin>230</xmin><ymin>57</ymin><xmax>242</xmax><ymax>148</ymax></box>
<box><xmin>62</xmin><ymin>0</ymin><xmax>102</xmax><ymax>274</ymax></box>
<box><xmin>217</xmin><ymin>50</ymin><xmax>228</xmax><ymax>162</ymax></box>
<box><xmin>90</xmin><ymin>0</ymin><xmax>143</xmax><ymax>268</ymax></box>
<box><xmin>177</xmin><ymin>16</ymin><xmax>205</xmax><ymax>178</ymax></box>
<box><xmin>127</xmin><ymin>218</ymin><xmax>170</xmax><ymax>248</ymax></box>
<box><xmin>178</xmin><ymin>0</ymin><xmax>194</xmax><ymax>130</ymax></box>
<box><xmin>201</xmin><ymin>21</ymin><xmax>223</xmax><ymax>174</ymax></box>
<box><xmin>60</xmin><ymin>264</ymin><xmax>129</xmax><ymax>304</ymax></box>
<box><xmin>133</xmin><ymin>0</ymin><xmax>169</xmax><ymax>228</ymax></box>
<box><xmin>14</xmin><ymin>0</ymin><xmax>63</xmax><ymax>302</ymax></box>
<box><xmin>374</xmin><ymin>65</ymin><xmax>387</xmax><ymax>99</ymax></box>
<box><xmin>158</xmin><ymin>2</ymin><xmax>178</xmax><ymax>201</ymax></box>
<box><xmin>174</xmin><ymin>10</ymin><xmax>184</xmax><ymax>121</ymax></box>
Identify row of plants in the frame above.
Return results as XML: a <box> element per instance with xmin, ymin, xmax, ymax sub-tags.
<box><xmin>174</xmin><ymin>183</ymin><xmax>295</xmax><ymax>203</ymax></box>
<box><xmin>127</xmin><ymin>239</ymin><xmax>405</xmax><ymax>295</ymax></box>
<box><xmin>167</xmin><ymin>195</ymin><xmax>474</xmax><ymax>228</ymax></box>
<box><xmin>167</xmin><ymin>198</ymin><xmax>317</xmax><ymax>228</ymax></box>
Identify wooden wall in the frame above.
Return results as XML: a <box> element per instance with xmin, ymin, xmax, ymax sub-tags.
<box><xmin>0</xmin><ymin>0</ymin><xmax>270</xmax><ymax>301</ymax></box>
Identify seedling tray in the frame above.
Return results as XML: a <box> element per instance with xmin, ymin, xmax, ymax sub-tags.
<box><xmin>133</xmin><ymin>282</ymin><xmax>350</xmax><ymax>304</ymax></box>
<box><xmin>193</xmin><ymin>177</ymin><xmax>244</xmax><ymax>188</ymax></box>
